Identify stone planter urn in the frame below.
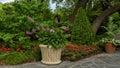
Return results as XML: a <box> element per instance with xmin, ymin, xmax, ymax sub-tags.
<box><xmin>40</xmin><ymin>45</ymin><xmax>62</xmax><ymax>64</ymax></box>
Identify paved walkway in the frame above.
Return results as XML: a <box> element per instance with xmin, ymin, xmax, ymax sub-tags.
<box><xmin>1</xmin><ymin>50</ymin><xmax>120</xmax><ymax>68</ymax></box>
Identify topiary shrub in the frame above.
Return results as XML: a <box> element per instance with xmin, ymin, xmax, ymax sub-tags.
<box><xmin>71</xmin><ymin>8</ymin><xmax>94</xmax><ymax>45</ymax></box>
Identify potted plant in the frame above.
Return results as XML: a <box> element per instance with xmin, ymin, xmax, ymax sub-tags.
<box><xmin>100</xmin><ymin>17</ymin><xmax>120</xmax><ymax>53</ymax></box>
<box><xmin>38</xmin><ymin>22</ymin><xmax>67</xmax><ymax>64</ymax></box>
<box><xmin>100</xmin><ymin>38</ymin><xmax>120</xmax><ymax>53</ymax></box>
<box><xmin>26</xmin><ymin>17</ymin><xmax>70</xmax><ymax>64</ymax></box>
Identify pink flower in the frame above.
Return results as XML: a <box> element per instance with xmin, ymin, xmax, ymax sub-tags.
<box><xmin>31</xmin><ymin>29</ymin><xmax>36</xmax><ymax>32</ymax></box>
<box><xmin>28</xmin><ymin>17</ymin><xmax>34</xmax><ymax>23</ymax></box>
<box><xmin>41</xmin><ymin>26</ymin><xmax>49</xmax><ymax>31</ymax></box>
<box><xmin>55</xmin><ymin>17</ymin><xmax>59</xmax><ymax>23</ymax></box>
<box><xmin>25</xmin><ymin>31</ymin><xmax>32</xmax><ymax>35</ymax></box>
<box><xmin>60</xmin><ymin>26</ymin><xmax>69</xmax><ymax>31</ymax></box>
<box><xmin>50</xmin><ymin>29</ymin><xmax>55</xmax><ymax>33</ymax></box>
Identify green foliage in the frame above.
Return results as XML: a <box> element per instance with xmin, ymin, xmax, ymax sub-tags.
<box><xmin>98</xmin><ymin>16</ymin><xmax>120</xmax><ymax>46</ymax></box>
<box><xmin>0</xmin><ymin>32</ymin><xmax>16</xmax><ymax>48</ymax></box>
<box><xmin>0</xmin><ymin>32</ymin><xmax>32</xmax><ymax>50</ymax></box>
<box><xmin>0</xmin><ymin>0</ymin><xmax>53</xmax><ymax>50</ymax></box>
<box><xmin>38</xmin><ymin>21</ymin><xmax>67</xmax><ymax>49</ymax></box>
<box><xmin>99</xmin><ymin>38</ymin><xmax>120</xmax><ymax>46</ymax></box>
<box><xmin>111</xmin><ymin>12</ymin><xmax>120</xmax><ymax>21</ymax></box>
<box><xmin>56</xmin><ymin>21</ymin><xmax>72</xmax><ymax>27</ymax></box>
<box><xmin>31</xmin><ymin>47</ymin><xmax>41</xmax><ymax>61</ymax></box>
<box><xmin>0</xmin><ymin>52</ymin><xmax>35</xmax><ymax>65</ymax></box>
<box><xmin>102</xmin><ymin>17</ymin><xmax>120</xmax><ymax>38</ymax></box>
<box><xmin>12</xmin><ymin>0</ymin><xmax>52</xmax><ymax>21</ymax></box>
<box><xmin>0</xmin><ymin>3</ymin><xmax>6</xmax><ymax>21</ymax></box>
<box><xmin>39</xmin><ymin>30</ymin><xmax>66</xmax><ymax>49</ymax></box>
<box><xmin>110</xmin><ymin>13</ymin><xmax>120</xmax><ymax>30</ymax></box>
<box><xmin>0</xmin><ymin>10</ymin><xmax>5</xmax><ymax>21</ymax></box>
<box><xmin>71</xmin><ymin>8</ymin><xmax>95</xmax><ymax>45</ymax></box>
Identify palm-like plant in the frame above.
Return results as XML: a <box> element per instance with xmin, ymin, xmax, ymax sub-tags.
<box><xmin>102</xmin><ymin>17</ymin><xmax>120</xmax><ymax>38</ymax></box>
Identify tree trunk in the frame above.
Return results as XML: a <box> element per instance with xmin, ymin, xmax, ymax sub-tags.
<box><xmin>92</xmin><ymin>5</ymin><xmax>120</xmax><ymax>34</ymax></box>
<box><xmin>69</xmin><ymin>0</ymin><xmax>89</xmax><ymax>23</ymax></box>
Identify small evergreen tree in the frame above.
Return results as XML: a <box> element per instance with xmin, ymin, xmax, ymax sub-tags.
<box><xmin>71</xmin><ymin>8</ymin><xmax>94</xmax><ymax>45</ymax></box>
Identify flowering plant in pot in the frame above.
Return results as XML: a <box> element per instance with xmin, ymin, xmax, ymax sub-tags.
<box><xmin>37</xmin><ymin>20</ymin><xmax>71</xmax><ymax>49</ymax></box>
<box><xmin>38</xmin><ymin>22</ymin><xmax>69</xmax><ymax>64</ymax></box>
<box><xmin>26</xmin><ymin>17</ymin><xmax>71</xmax><ymax>64</ymax></box>
<box><xmin>37</xmin><ymin>21</ymin><xmax>70</xmax><ymax>64</ymax></box>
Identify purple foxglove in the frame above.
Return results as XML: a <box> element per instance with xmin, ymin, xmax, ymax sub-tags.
<box><xmin>55</xmin><ymin>17</ymin><xmax>59</xmax><ymax>23</ymax></box>
<box><xmin>25</xmin><ymin>31</ymin><xmax>32</xmax><ymax>35</ymax></box>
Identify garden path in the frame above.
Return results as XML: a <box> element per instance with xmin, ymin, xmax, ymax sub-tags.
<box><xmin>0</xmin><ymin>49</ymin><xmax>120</xmax><ymax>68</ymax></box>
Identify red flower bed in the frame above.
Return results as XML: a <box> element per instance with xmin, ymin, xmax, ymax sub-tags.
<box><xmin>62</xmin><ymin>43</ymin><xmax>102</xmax><ymax>61</ymax></box>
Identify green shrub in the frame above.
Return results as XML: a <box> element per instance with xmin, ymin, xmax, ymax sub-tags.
<box><xmin>31</xmin><ymin>47</ymin><xmax>41</xmax><ymax>61</ymax></box>
<box><xmin>0</xmin><ymin>1</ymin><xmax>51</xmax><ymax>50</ymax></box>
<box><xmin>71</xmin><ymin>8</ymin><xmax>94</xmax><ymax>45</ymax></box>
<box><xmin>0</xmin><ymin>52</ymin><xmax>34</xmax><ymax>65</ymax></box>
<box><xmin>0</xmin><ymin>32</ymin><xmax>33</xmax><ymax>50</ymax></box>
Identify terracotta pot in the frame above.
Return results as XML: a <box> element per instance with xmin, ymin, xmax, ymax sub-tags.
<box><xmin>40</xmin><ymin>45</ymin><xmax>62</xmax><ymax>64</ymax></box>
<box><xmin>105</xmin><ymin>43</ymin><xmax>116</xmax><ymax>53</ymax></box>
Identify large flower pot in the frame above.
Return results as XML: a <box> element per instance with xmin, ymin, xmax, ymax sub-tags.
<box><xmin>40</xmin><ymin>45</ymin><xmax>62</xmax><ymax>64</ymax></box>
<box><xmin>105</xmin><ymin>43</ymin><xmax>116</xmax><ymax>53</ymax></box>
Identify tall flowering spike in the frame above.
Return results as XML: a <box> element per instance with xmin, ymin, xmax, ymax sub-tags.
<box><xmin>28</xmin><ymin>17</ymin><xmax>35</xmax><ymax>23</ymax></box>
<box><xmin>25</xmin><ymin>31</ymin><xmax>32</xmax><ymax>35</ymax></box>
<box><xmin>32</xmin><ymin>29</ymin><xmax>36</xmax><ymax>32</ymax></box>
<box><xmin>35</xmin><ymin>34</ymin><xmax>39</xmax><ymax>38</ymax></box>
<box><xmin>65</xmin><ymin>26</ymin><xmax>69</xmax><ymax>30</ymax></box>
<box><xmin>55</xmin><ymin>17</ymin><xmax>59</xmax><ymax>23</ymax></box>
<box><xmin>60</xmin><ymin>26</ymin><xmax>69</xmax><ymax>31</ymax></box>
<box><xmin>41</xmin><ymin>26</ymin><xmax>50</xmax><ymax>31</ymax></box>
<box><xmin>50</xmin><ymin>29</ymin><xmax>55</xmax><ymax>33</ymax></box>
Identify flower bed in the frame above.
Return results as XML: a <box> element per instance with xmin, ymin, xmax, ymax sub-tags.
<box><xmin>62</xmin><ymin>44</ymin><xmax>102</xmax><ymax>61</ymax></box>
<box><xmin>0</xmin><ymin>43</ymin><xmax>41</xmax><ymax>65</ymax></box>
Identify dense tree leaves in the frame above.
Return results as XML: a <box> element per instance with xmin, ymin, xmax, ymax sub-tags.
<box><xmin>52</xmin><ymin>0</ymin><xmax>120</xmax><ymax>34</ymax></box>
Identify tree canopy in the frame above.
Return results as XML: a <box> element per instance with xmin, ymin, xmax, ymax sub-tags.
<box><xmin>52</xmin><ymin>0</ymin><xmax>120</xmax><ymax>34</ymax></box>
